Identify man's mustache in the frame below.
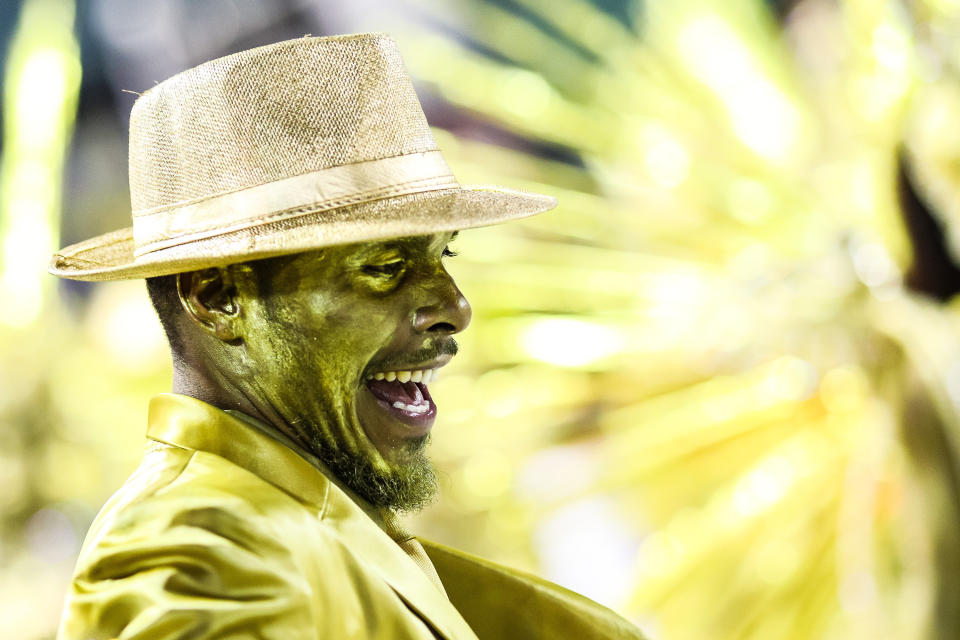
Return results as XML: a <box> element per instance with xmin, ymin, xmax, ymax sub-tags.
<box><xmin>377</xmin><ymin>339</ymin><xmax>458</xmax><ymax>370</ymax></box>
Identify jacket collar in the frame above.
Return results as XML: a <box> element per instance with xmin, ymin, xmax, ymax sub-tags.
<box><xmin>146</xmin><ymin>393</ymin><xmax>476</xmax><ymax>640</ymax></box>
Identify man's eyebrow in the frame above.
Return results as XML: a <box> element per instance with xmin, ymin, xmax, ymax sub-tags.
<box><xmin>449</xmin><ymin>231</ymin><xmax>459</xmax><ymax>241</ymax></box>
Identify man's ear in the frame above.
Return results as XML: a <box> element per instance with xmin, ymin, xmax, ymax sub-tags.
<box><xmin>176</xmin><ymin>267</ymin><xmax>241</xmax><ymax>342</ymax></box>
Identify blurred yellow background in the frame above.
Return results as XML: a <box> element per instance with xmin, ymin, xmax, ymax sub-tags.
<box><xmin>3</xmin><ymin>0</ymin><xmax>960</xmax><ymax>638</ymax></box>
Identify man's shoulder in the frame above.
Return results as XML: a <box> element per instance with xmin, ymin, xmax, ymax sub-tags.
<box><xmin>60</xmin><ymin>442</ymin><xmax>328</xmax><ymax>640</ymax></box>
<box><xmin>78</xmin><ymin>440</ymin><xmax>324</xmax><ymax>564</ymax></box>
<box><xmin>61</xmin><ymin>440</ymin><xmax>455</xmax><ymax>640</ymax></box>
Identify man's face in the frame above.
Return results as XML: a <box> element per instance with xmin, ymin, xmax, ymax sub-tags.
<box><xmin>230</xmin><ymin>231</ymin><xmax>470</xmax><ymax>511</ymax></box>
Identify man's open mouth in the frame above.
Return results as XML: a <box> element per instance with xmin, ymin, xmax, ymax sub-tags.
<box><xmin>364</xmin><ymin>368</ymin><xmax>439</xmax><ymax>422</ymax></box>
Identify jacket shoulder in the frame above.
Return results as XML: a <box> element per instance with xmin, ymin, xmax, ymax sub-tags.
<box><xmin>60</xmin><ymin>442</ymin><xmax>321</xmax><ymax>640</ymax></box>
<box><xmin>84</xmin><ymin>441</ymin><xmax>316</xmax><ymax>548</ymax></box>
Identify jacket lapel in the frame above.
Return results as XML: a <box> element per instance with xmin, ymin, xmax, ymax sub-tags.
<box><xmin>422</xmin><ymin>540</ymin><xmax>648</xmax><ymax>640</ymax></box>
<box><xmin>146</xmin><ymin>394</ymin><xmax>477</xmax><ymax>640</ymax></box>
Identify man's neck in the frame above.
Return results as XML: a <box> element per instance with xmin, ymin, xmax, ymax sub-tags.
<box><xmin>171</xmin><ymin>357</ymin><xmax>313</xmax><ymax>453</ymax></box>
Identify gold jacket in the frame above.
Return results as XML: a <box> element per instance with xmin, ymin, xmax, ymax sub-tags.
<box><xmin>58</xmin><ymin>394</ymin><xmax>645</xmax><ymax>640</ymax></box>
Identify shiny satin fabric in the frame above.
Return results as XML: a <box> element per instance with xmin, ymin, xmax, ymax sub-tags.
<box><xmin>57</xmin><ymin>395</ymin><xmax>645</xmax><ymax>639</ymax></box>
<box><xmin>424</xmin><ymin>542</ymin><xmax>646</xmax><ymax>640</ymax></box>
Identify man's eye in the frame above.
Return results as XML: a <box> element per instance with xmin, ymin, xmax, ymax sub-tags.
<box><xmin>362</xmin><ymin>261</ymin><xmax>404</xmax><ymax>277</ymax></box>
<box><xmin>442</xmin><ymin>246</ymin><xmax>459</xmax><ymax>258</ymax></box>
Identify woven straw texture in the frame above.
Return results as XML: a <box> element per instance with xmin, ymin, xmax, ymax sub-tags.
<box><xmin>49</xmin><ymin>33</ymin><xmax>556</xmax><ymax>281</ymax></box>
<box><xmin>130</xmin><ymin>33</ymin><xmax>436</xmax><ymax>213</ymax></box>
<box><xmin>51</xmin><ymin>187</ymin><xmax>555</xmax><ymax>281</ymax></box>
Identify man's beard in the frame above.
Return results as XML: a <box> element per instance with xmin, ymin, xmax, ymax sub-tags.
<box><xmin>313</xmin><ymin>433</ymin><xmax>439</xmax><ymax>513</ymax></box>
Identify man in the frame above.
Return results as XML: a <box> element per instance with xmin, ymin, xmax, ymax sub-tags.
<box><xmin>50</xmin><ymin>34</ymin><xmax>645</xmax><ymax>639</ymax></box>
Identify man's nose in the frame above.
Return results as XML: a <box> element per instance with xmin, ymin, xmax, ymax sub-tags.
<box><xmin>412</xmin><ymin>275</ymin><xmax>472</xmax><ymax>335</ymax></box>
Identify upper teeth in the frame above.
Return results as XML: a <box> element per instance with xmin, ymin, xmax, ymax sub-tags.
<box><xmin>366</xmin><ymin>368</ymin><xmax>439</xmax><ymax>383</ymax></box>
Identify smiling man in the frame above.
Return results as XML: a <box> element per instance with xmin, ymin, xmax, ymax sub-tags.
<box><xmin>150</xmin><ymin>232</ymin><xmax>467</xmax><ymax>515</ymax></box>
<box><xmin>50</xmin><ymin>34</ymin><xmax>645</xmax><ymax>640</ymax></box>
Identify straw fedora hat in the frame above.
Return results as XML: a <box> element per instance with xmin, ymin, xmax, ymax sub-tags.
<box><xmin>49</xmin><ymin>33</ymin><xmax>556</xmax><ymax>281</ymax></box>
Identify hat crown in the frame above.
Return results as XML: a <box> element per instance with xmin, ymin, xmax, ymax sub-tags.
<box><xmin>128</xmin><ymin>33</ymin><xmax>438</xmax><ymax>214</ymax></box>
<box><xmin>49</xmin><ymin>33</ymin><xmax>556</xmax><ymax>282</ymax></box>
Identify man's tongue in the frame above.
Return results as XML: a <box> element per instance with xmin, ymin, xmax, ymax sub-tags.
<box><xmin>367</xmin><ymin>379</ymin><xmax>425</xmax><ymax>405</ymax></box>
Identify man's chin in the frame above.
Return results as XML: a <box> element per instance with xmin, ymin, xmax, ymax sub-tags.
<box><xmin>315</xmin><ymin>435</ymin><xmax>438</xmax><ymax>513</ymax></box>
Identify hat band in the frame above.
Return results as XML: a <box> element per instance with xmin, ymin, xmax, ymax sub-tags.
<box><xmin>132</xmin><ymin>150</ymin><xmax>458</xmax><ymax>258</ymax></box>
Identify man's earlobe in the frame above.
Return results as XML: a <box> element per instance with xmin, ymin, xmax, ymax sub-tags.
<box><xmin>176</xmin><ymin>268</ymin><xmax>241</xmax><ymax>342</ymax></box>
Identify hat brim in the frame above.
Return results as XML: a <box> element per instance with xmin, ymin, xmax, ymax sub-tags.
<box><xmin>49</xmin><ymin>185</ymin><xmax>556</xmax><ymax>281</ymax></box>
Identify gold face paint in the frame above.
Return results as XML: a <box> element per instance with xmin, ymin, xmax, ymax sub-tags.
<box><xmin>223</xmin><ymin>231</ymin><xmax>469</xmax><ymax>511</ymax></box>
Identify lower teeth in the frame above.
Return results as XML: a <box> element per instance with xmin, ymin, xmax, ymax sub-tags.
<box><xmin>392</xmin><ymin>400</ymin><xmax>429</xmax><ymax>414</ymax></box>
